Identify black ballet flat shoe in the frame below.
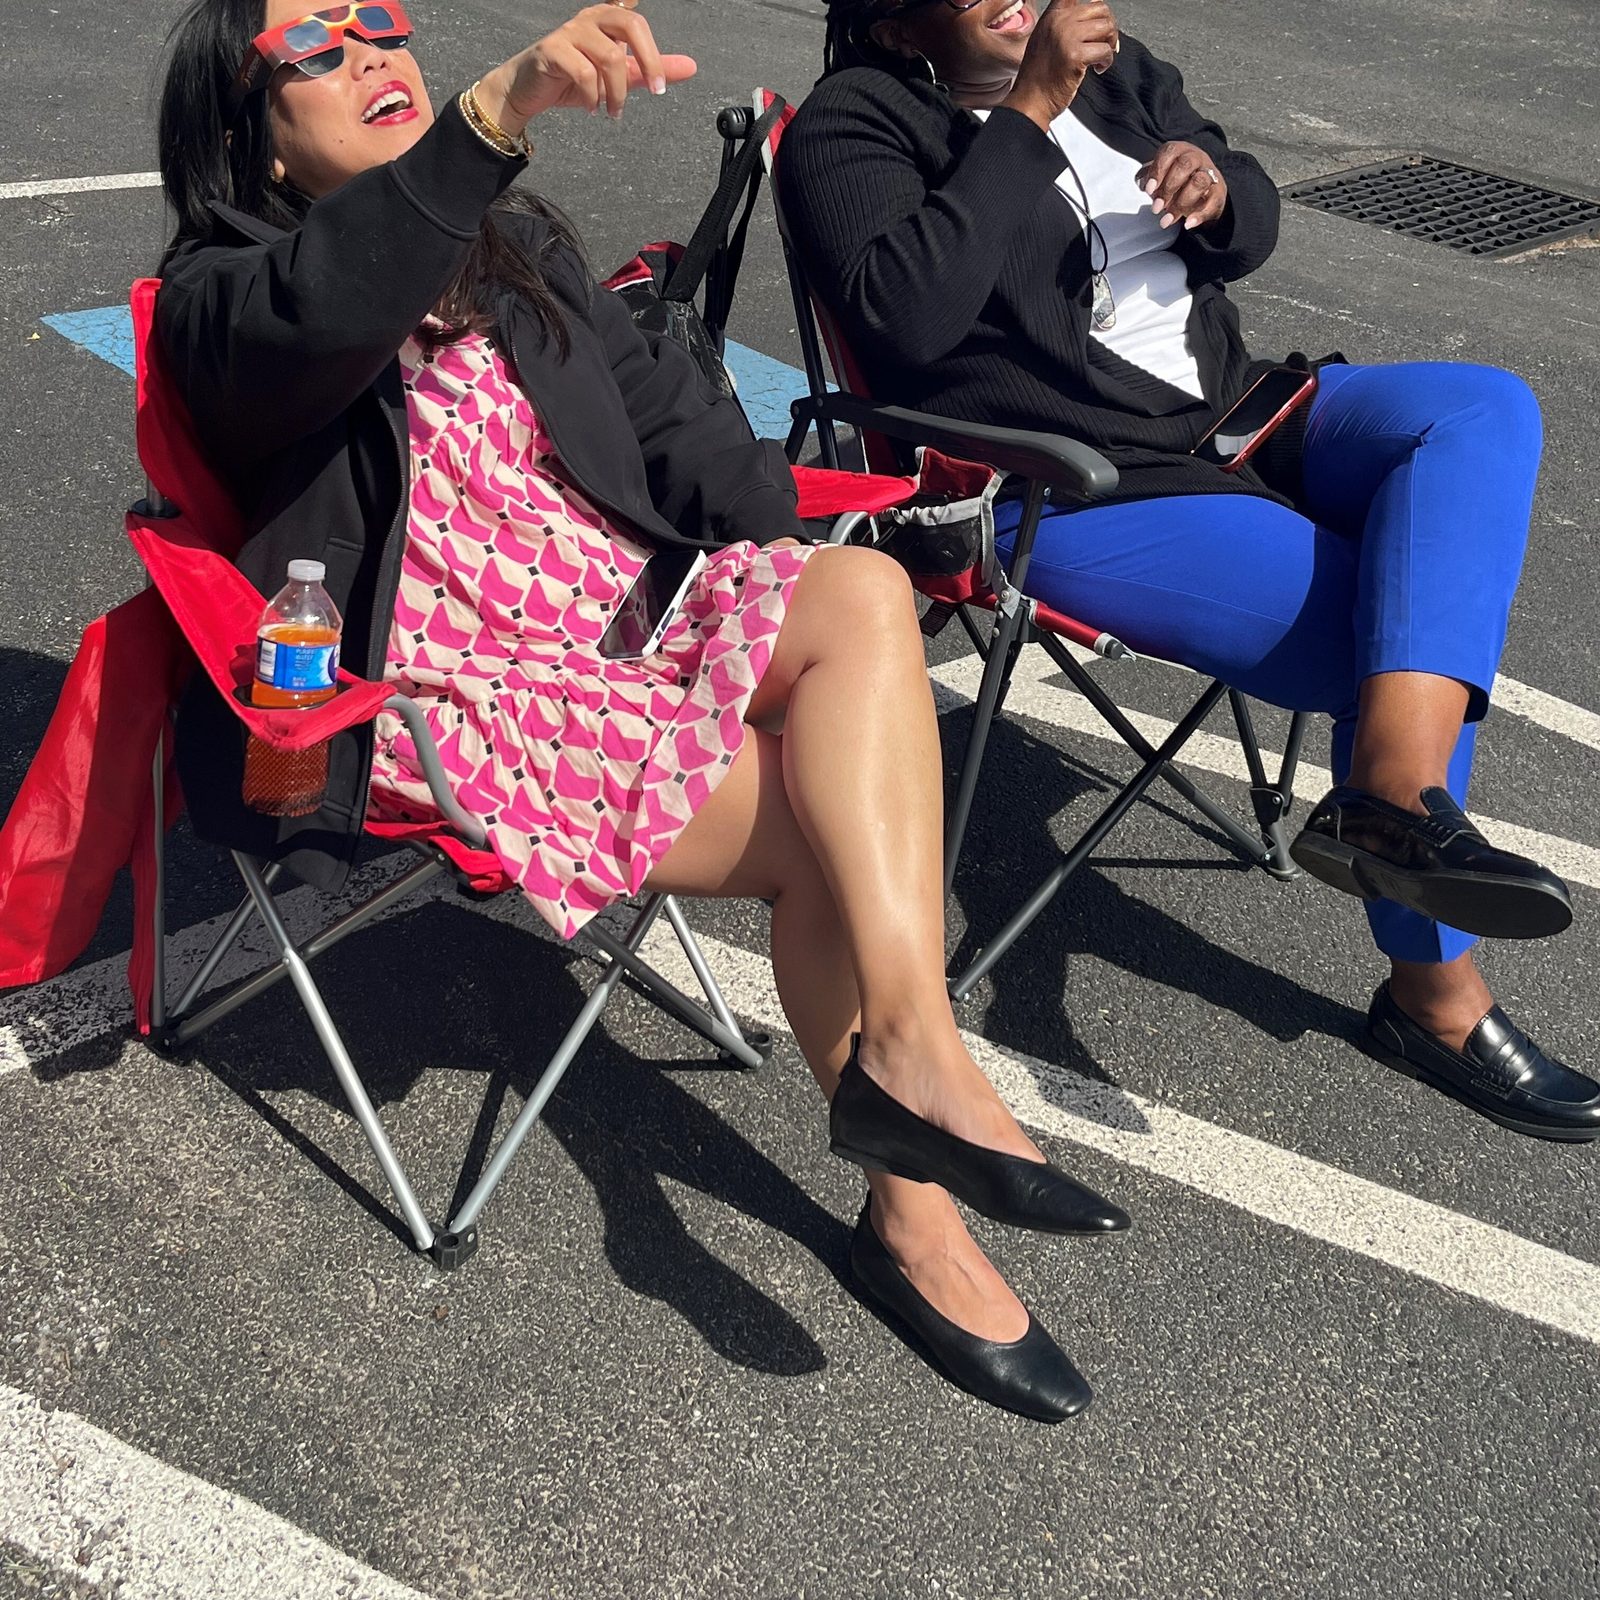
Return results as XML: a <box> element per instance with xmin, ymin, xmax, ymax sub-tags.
<box><xmin>829</xmin><ymin>1040</ymin><xmax>1131</xmax><ymax>1235</ymax></box>
<box><xmin>1365</xmin><ymin>984</ymin><xmax>1600</xmax><ymax>1142</ymax></box>
<box><xmin>1290</xmin><ymin>785</ymin><xmax>1572</xmax><ymax>940</ymax></box>
<box><xmin>850</xmin><ymin>1204</ymin><xmax>1092</xmax><ymax>1423</ymax></box>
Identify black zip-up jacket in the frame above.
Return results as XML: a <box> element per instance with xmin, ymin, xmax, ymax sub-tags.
<box><xmin>158</xmin><ymin>97</ymin><xmax>804</xmax><ymax>892</ymax></box>
<box><xmin>778</xmin><ymin>40</ymin><xmax>1304</xmax><ymax>507</ymax></box>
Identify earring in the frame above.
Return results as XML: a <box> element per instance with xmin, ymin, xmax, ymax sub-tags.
<box><xmin>908</xmin><ymin>51</ymin><xmax>947</xmax><ymax>92</ymax></box>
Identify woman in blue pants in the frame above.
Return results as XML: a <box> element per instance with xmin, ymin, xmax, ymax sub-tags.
<box><xmin>782</xmin><ymin>0</ymin><xmax>1600</xmax><ymax>1140</ymax></box>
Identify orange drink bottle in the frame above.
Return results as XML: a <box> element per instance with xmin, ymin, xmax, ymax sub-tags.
<box><xmin>241</xmin><ymin>559</ymin><xmax>343</xmax><ymax>818</ymax></box>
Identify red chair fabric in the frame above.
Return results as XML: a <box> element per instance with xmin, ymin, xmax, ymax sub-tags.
<box><xmin>0</xmin><ymin>276</ymin><xmax>948</xmax><ymax>1024</ymax></box>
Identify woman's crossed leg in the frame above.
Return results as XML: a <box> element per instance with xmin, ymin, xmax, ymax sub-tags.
<box><xmin>647</xmin><ymin>546</ymin><xmax>1053</xmax><ymax>1344</ymax></box>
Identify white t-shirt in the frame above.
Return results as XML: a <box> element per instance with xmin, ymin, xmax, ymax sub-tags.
<box><xmin>974</xmin><ymin>105</ymin><xmax>1205</xmax><ymax>399</ymax></box>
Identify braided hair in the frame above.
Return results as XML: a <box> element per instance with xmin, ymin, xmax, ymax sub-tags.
<box><xmin>822</xmin><ymin>0</ymin><xmax>907</xmax><ymax>77</ymax></box>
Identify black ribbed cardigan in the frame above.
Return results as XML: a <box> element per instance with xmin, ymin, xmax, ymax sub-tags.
<box><xmin>778</xmin><ymin>38</ymin><xmax>1304</xmax><ymax>507</ymax></box>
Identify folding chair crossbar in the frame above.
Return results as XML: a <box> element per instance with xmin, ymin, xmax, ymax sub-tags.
<box><xmin>1034</xmin><ymin>632</ymin><xmax>1306</xmax><ymax>876</ymax></box>
<box><xmin>950</xmin><ymin>677</ymin><xmax>1233</xmax><ymax>999</ymax></box>
<box><xmin>147</xmin><ymin>683</ymin><xmax>772</xmax><ymax>1268</ymax></box>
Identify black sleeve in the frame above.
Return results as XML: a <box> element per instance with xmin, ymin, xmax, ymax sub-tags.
<box><xmin>157</xmin><ymin>97</ymin><xmax>527</xmax><ymax>473</ymax></box>
<box><xmin>1124</xmin><ymin>35</ymin><xmax>1280</xmax><ymax>284</ymax></box>
<box><xmin>779</xmin><ymin>73</ymin><xmax>1068</xmax><ymax>367</ymax></box>
<box><xmin>580</xmin><ymin>253</ymin><xmax>805</xmax><ymax>547</ymax></box>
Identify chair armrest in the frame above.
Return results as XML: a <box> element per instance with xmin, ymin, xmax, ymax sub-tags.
<box><xmin>382</xmin><ymin>695</ymin><xmax>488</xmax><ymax>848</ymax></box>
<box><xmin>805</xmin><ymin>393</ymin><xmax>1119</xmax><ymax>501</ymax></box>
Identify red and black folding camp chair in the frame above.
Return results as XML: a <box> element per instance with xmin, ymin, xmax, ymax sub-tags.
<box><xmin>44</xmin><ymin>278</ymin><xmax>943</xmax><ymax>1270</ymax></box>
<box><xmin>710</xmin><ymin>91</ymin><xmax>1309</xmax><ymax>1002</ymax></box>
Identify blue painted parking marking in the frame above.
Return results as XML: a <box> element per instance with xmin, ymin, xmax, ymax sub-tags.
<box><xmin>41</xmin><ymin>306</ymin><xmax>137</xmax><ymax>377</ymax></box>
<box><xmin>40</xmin><ymin>304</ymin><xmax>813</xmax><ymax>439</ymax></box>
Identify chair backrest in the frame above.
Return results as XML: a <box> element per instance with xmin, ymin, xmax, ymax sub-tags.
<box><xmin>130</xmin><ymin>278</ymin><xmax>245</xmax><ymax>554</ymax></box>
<box><xmin>754</xmin><ymin>88</ymin><xmax>902</xmax><ymax>476</ymax></box>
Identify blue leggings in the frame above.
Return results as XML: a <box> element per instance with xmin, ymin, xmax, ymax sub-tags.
<box><xmin>994</xmin><ymin>362</ymin><xmax>1543</xmax><ymax>964</ymax></box>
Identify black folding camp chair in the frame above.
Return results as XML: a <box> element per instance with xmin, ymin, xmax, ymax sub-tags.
<box><xmin>709</xmin><ymin>92</ymin><xmax>1308</xmax><ymax>1001</ymax></box>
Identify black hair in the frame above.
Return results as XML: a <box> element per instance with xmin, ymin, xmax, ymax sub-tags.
<box><xmin>822</xmin><ymin>0</ymin><xmax>911</xmax><ymax>78</ymax></box>
<box><xmin>156</xmin><ymin>0</ymin><xmax>579</xmax><ymax>350</ymax></box>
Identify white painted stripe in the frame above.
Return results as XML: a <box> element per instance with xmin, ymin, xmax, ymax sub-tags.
<box><xmin>0</xmin><ymin>858</ymin><xmax>437</xmax><ymax>1078</ymax></box>
<box><xmin>626</xmin><ymin>921</ymin><xmax>1600</xmax><ymax>1347</ymax></box>
<box><xmin>0</xmin><ymin>1381</ymin><xmax>433</xmax><ymax>1599</ymax></box>
<box><xmin>0</xmin><ymin>171</ymin><xmax>161</xmax><ymax>200</ymax></box>
<box><xmin>1494</xmin><ymin>673</ymin><xmax>1600</xmax><ymax>753</ymax></box>
<box><xmin>5</xmin><ymin>841</ymin><xmax>1599</xmax><ymax>1347</ymax></box>
<box><xmin>929</xmin><ymin>653</ymin><xmax>1600</xmax><ymax>892</ymax></box>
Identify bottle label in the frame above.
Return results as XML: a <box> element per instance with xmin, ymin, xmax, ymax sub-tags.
<box><xmin>257</xmin><ymin>637</ymin><xmax>338</xmax><ymax>693</ymax></box>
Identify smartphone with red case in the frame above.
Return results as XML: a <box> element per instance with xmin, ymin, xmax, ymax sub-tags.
<box><xmin>1192</xmin><ymin>366</ymin><xmax>1318</xmax><ymax>472</ymax></box>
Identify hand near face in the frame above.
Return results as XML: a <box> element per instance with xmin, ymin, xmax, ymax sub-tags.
<box><xmin>1136</xmin><ymin>141</ymin><xmax>1229</xmax><ymax>231</ymax></box>
<box><xmin>478</xmin><ymin>2</ymin><xmax>696</xmax><ymax>133</ymax></box>
<box><xmin>1002</xmin><ymin>1</ymin><xmax>1120</xmax><ymax>133</ymax></box>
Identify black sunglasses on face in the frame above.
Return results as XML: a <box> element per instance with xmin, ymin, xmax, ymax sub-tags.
<box><xmin>886</xmin><ymin>0</ymin><xmax>987</xmax><ymax>16</ymax></box>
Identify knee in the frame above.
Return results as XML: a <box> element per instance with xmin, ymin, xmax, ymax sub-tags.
<box><xmin>815</xmin><ymin>546</ymin><xmax>918</xmax><ymax>634</ymax></box>
<box><xmin>1437</xmin><ymin>364</ymin><xmax>1543</xmax><ymax>455</ymax></box>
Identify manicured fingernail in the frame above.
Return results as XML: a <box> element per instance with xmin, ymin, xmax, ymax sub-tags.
<box><xmin>1144</xmin><ymin>179</ymin><xmax>1158</xmax><ymax>194</ymax></box>
<box><xmin>1161</xmin><ymin>213</ymin><xmax>1176</xmax><ymax>227</ymax></box>
<box><xmin>1184</xmin><ymin>215</ymin><xmax>1199</xmax><ymax>230</ymax></box>
<box><xmin>650</xmin><ymin>75</ymin><xmax>666</xmax><ymax>95</ymax></box>
<box><xmin>1150</xmin><ymin>199</ymin><xmax>1165</xmax><ymax>215</ymax></box>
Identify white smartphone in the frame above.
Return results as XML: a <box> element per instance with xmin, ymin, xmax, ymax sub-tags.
<box><xmin>597</xmin><ymin>549</ymin><xmax>708</xmax><ymax>661</ymax></box>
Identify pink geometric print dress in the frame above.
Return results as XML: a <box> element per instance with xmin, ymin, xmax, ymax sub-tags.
<box><xmin>365</xmin><ymin>331</ymin><xmax>813</xmax><ymax>939</ymax></box>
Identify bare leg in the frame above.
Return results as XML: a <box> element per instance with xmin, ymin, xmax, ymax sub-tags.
<box><xmin>742</xmin><ymin>547</ymin><xmax>1043</xmax><ymax>1165</ymax></box>
<box><xmin>1344</xmin><ymin>671</ymin><xmax>1498</xmax><ymax>1050</ymax></box>
<box><xmin>647</xmin><ymin>726</ymin><xmax>1028</xmax><ymax>1341</ymax></box>
<box><xmin>1346</xmin><ymin>670</ymin><xmax>1470</xmax><ymax>813</ymax></box>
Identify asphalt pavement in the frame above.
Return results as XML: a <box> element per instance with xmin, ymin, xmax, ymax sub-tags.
<box><xmin>3</xmin><ymin>1</ymin><xmax>1600</xmax><ymax>1596</ymax></box>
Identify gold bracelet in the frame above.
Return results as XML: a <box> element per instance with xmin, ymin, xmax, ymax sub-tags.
<box><xmin>459</xmin><ymin>83</ymin><xmax>531</xmax><ymax>160</ymax></box>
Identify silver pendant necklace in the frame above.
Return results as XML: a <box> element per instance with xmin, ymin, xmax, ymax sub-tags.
<box><xmin>1048</xmin><ymin>127</ymin><xmax>1117</xmax><ymax>333</ymax></box>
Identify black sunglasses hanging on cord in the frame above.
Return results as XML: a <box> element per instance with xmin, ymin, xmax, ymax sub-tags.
<box><xmin>1047</xmin><ymin>129</ymin><xmax>1118</xmax><ymax>333</ymax></box>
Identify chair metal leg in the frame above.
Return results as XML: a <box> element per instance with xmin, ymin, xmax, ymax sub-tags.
<box><xmin>1230</xmin><ymin>692</ymin><xmax>1305</xmax><ymax>880</ymax></box>
<box><xmin>447</xmin><ymin>894</ymin><xmax>675</xmax><ymax>1233</ymax></box>
<box><xmin>661</xmin><ymin>896</ymin><xmax>770</xmax><ymax>1067</ymax></box>
<box><xmin>149</xmin><ymin>737</ymin><xmax>167</xmax><ymax>1031</ymax></box>
<box><xmin>943</xmin><ymin>587</ymin><xmax>1029</xmax><ymax>900</ymax></box>
<box><xmin>589</xmin><ymin>916</ymin><xmax>768</xmax><ymax>1070</ymax></box>
<box><xmin>1036</xmin><ymin>634</ymin><xmax>1278</xmax><ymax>869</ymax></box>
<box><xmin>233</xmin><ymin>853</ymin><xmax>437</xmax><ymax>1255</ymax></box>
<box><xmin>949</xmin><ymin>680</ymin><xmax>1230</xmax><ymax>1000</ymax></box>
<box><xmin>167</xmin><ymin>856</ymin><xmax>447</xmax><ymax>1046</ymax></box>
<box><xmin>168</xmin><ymin>864</ymin><xmax>286</xmax><ymax>1023</ymax></box>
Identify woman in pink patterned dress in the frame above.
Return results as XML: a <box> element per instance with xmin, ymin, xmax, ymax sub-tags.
<box><xmin>157</xmin><ymin>0</ymin><xmax>1130</xmax><ymax>1420</ymax></box>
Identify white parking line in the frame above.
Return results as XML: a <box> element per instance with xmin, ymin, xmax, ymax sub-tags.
<box><xmin>0</xmin><ymin>171</ymin><xmax>160</xmax><ymax>199</ymax></box>
<box><xmin>1494</xmin><ymin>673</ymin><xmax>1600</xmax><ymax>753</ymax></box>
<box><xmin>929</xmin><ymin>653</ymin><xmax>1600</xmax><ymax>892</ymax></box>
<box><xmin>0</xmin><ymin>858</ymin><xmax>436</xmax><ymax>1079</ymax></box>
<box><xmin>628</xmin><ymin>920</ymin><xmax>1600</xmax><ymax>1348</ymax></box>
<box><xmin>0</xmin><ymin>1382</ymin><xmax>434</xmax><ymax>1599</ymax></box>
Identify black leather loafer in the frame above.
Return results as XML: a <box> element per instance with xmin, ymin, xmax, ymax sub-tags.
<box><xmin>1366</xmin><ymin>984</ymin><xmax>1600</xmax><ymax>1142</ymax></box>
<box><xmin>830</xmin><ymin>1042</ymin><xmax>1131</xmax><ymax>1236</ymax></box>
<box><xmin>850</xmin><ymin>1204</ymin><xmax>1092</xmax><ymax>1422</ymax></box>
<box><xmin>1291</xmin><ymin>785</ymin><xmax>1572</xmax><ymax>940</ymax></box>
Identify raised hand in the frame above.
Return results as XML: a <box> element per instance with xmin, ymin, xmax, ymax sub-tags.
<box><xmin>1136</xmin><ymin>141</ymin><xmax>1229</xmax><ymax>231</ymax></box>
<box><xmin>475</xmin><ymin>1</ymin><xmax>696</xmax><ymax>135</ymax></box>
<box><xmin>1001</xmin><ymin>0</ymin><xmax>1120</xmax><ymax>133</ymax></box>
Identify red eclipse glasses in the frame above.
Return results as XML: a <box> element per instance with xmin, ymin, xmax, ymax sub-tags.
<box><xmin>232</xmin><ymin>4</ymin><xmax>413</xmax><ymax>110</ymax></box>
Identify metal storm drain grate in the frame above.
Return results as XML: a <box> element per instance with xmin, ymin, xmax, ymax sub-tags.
<box><xmin>1282</xmin><ymin>157</ymin><xmax>1600</xmax><ymax>258</ymax></box>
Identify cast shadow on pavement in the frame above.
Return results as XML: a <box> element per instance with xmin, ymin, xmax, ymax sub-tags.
<box><xmin>119</xmin><ymin>902</ymin><xmax>841</xmax><ymax>1379</ymax></box>
<box><xmin>940</xmin><ymin>699</ymin><xmax>1369</xmax><ymax>1094</ymax></box>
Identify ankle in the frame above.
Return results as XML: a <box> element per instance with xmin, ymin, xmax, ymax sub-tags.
<box><xmin>1388</xmin><ymin>959</ymin><xmax>1493</xmax><ymax>1047</ymax></box>
<box><xmin>1346</xmin><ymin>771</ymin><xmax>1432</xmax><ymax>815</ymax></box>
<box><xmin>870</xmin><ymin>1185</ymin><xmax>961</xmax><ymax>1260</ymax></box>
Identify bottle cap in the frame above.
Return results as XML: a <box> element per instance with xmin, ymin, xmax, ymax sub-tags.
<box><xmin>287</xmin><ymin>559</ymin><xmax>326</xmax><ymax>584</ymax></box>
